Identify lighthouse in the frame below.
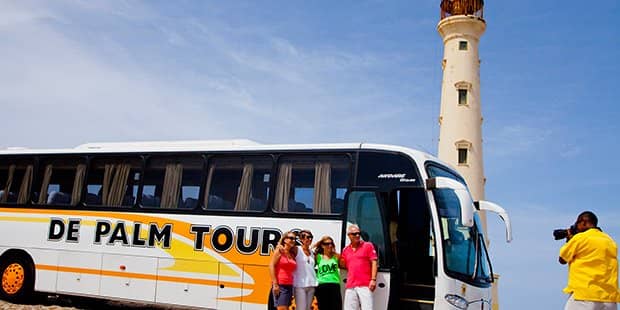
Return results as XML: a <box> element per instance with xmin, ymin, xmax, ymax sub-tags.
<box><xmin>437</xmin><ymin>0</ymin><xmax>486</xmax><ymax>224</ymax></box>
<box><xmin>437</xmin><ymin>1</ymin><xmax>502</xmax><ymax>308</ymax></box>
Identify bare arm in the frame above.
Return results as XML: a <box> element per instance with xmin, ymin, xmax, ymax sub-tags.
<box><xmin>369</xmin><ymin>259</ymin><xmax>378</xmax><ymax>292</ymax></box>
<box><xmin>339</xmin><ymin>254</ymin><xmax>346</xmax><ymax>269</ymax></box>
<box><xmin>269</xmin><ymin>249</ymin><xmax>282</xmax><ymax>295</ymax></box>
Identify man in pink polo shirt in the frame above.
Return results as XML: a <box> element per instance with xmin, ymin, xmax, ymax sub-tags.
<box><xmin>340</xmin><ymin>224</ymin><xmax>378</xmax><ymax>310</ymax></box>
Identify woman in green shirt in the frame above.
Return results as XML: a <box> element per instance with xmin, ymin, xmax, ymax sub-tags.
<box><xmin>313</xmin><ymin>236</ymin><xmax>342</xmax><ymax>310</ymax></box>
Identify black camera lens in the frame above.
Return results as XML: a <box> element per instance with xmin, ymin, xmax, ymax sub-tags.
<box><xmin>554</xmin><ymin>225</ymin><xmax>579</xmax><ymax>240</ymax></box>
<box><xmin>553</xmin><ymin>229</ymin><xmax>568</xmax><ymax>240</ymax></box>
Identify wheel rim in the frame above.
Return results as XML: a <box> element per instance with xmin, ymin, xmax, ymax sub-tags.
<box><xmin>2</xmin><ymin>263</ymin><xmax>25</xmax><ymax>295</ymax></box>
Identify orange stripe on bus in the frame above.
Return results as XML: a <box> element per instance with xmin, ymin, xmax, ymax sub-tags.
<box><xmin>36</xmin><ymin>264</ymin><xmax>246</xmax><ymax>289</ymax></box>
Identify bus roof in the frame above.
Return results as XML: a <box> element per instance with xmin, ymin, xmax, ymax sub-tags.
<box><xmin>0</xmin><ymin>139</ymin><xmax>445</xmax><ymax>168</ymax></box>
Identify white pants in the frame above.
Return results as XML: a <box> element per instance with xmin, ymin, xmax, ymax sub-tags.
<box><xmin>565</xmin><ymin>294</ymin><xmax>617</xmax><ymax>310</ymax></box>
<box><xmin>294</xmin><ymin>287</ymin><xmax>315</xmax><ymax>310</ymax></box>
<box><xmin>344</xmin><ymin>286</ymin><xmax>373</xmax><ymax>310</ymax></box>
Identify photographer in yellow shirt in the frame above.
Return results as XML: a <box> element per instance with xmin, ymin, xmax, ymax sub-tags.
<box><xmin>559</xmin><ymin>211</ymin><xmax>619</xmax><ymax>309</ymax></box>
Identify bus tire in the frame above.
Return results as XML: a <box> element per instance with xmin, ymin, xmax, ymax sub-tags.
<box><xmin>0</xmin><ymin>253</ymin><xmax>34</xmax><ymax>303</ymax></box>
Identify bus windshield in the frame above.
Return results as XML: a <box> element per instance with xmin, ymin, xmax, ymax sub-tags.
<box><xmin>435</xmin><ymin>188</ymin><xmax>492</xmax><ymax>285</ymax></box>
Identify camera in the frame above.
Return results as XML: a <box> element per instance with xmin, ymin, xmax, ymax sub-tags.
<box><xmin>553</xmin><ymin>225</ymin><xmax>578</xmax><ymax>240</ymax></box>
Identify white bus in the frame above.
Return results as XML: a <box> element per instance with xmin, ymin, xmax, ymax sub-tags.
<box><xmin>0</xmin><ymin>140</ymin><xmax>511</xmax><ymax>309</ymax></box>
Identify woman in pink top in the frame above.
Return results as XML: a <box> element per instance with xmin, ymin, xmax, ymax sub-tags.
<box><xmin>269</xmin><ymin>231</ymin><xmax>298</xmax><ymax>310</ymax></box>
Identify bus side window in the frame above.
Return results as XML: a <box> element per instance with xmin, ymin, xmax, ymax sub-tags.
<box><xmin>86</xmin><ymin>157</ymin><xmax>141</xmax><ymax>207</ymax></box>
<box><xmin>0</xmin><ymin>159</ymin><xmax>34</xmax><ymax>205</ymax></box>
<box><xmin>33</xmin><ymin>157</ymin><xmax>86</xmax><ymax>206</ymax></box>
<box><xmin>141</xmin><ymin>157</ymin><xmax>165</xmax><ymax>208</ymax></box>
<box><xmin>273</xmin><ymin>155</ymin><xmax>350</xmax><ymax>214</ymax></box>
<box><xmin>140</xmin><ymin>156</ymin><xmax>203</xmax><ymax>209</ymax></box>
<box><xmin>203</xmin><ymin>156</ymin><xmax>272</xmax><ymax>212</ymax></box>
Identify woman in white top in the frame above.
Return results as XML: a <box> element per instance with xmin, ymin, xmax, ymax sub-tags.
<box><xmin>293</xmin><ymin>229</ymin><xmax>318</xmax><ymax>310</ymax></box>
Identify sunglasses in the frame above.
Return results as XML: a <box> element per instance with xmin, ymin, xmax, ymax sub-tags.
<box><xmin>348</xmin><ymin>232</ymin><xmax>361</xmax><ymax>236</ymax></box>
<box><xmin>285</xmin><ymin>236</ymin><xmax>296</xmax><ymax>240</ymax></box>
<box><xmin>322</xmin><ymin>242</ymin><xmax>333</xmax><ymax>246</ymax></box>
<box><xmin>302</xmin><ymin>235</ymin><xmax>314</xmax><ymax>240</ymax></box>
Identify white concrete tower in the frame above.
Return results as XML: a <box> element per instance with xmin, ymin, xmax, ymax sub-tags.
<box><xmin>437</xmin><ymin>2</ymin><xmax>501</xmax><ymax>309</ymax></box>
<box><xmin>437</xmin><ymin>0</ymin><xmax>486</xmax><ymax>224</ymax></box>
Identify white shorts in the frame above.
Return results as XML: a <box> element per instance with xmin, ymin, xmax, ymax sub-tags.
<box><xmin>565</xmin><ymin>294</ymin><xmax>617</xmax><ymax>310</ymax></box>
<box><xmin>344</xmin><ymin>286</ymin><xmax>373</xmax><ymax>310</ymax></box>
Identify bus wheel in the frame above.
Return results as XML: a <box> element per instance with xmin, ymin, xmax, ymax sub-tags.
<box><xmin>0</xmin><ymin>254</ymin><xmax>34</xmax><ymax>303</ymax></box>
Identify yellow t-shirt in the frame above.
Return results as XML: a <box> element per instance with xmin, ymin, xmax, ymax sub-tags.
<box><xmin>559</xmin><ymin>228</ymin><xmax>620</xmax><ymax>302</ymax></box>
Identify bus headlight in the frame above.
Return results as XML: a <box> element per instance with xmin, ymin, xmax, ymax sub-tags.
<box><xmin>445</xmin><ymin>294</ymin><xmax>468</xmax><ymax>309</ymax></box>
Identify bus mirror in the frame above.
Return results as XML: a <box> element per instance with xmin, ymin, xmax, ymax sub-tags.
<box><xmin>475</xmin><ymin>200</ymin><xmax>513</xmax><ymax>243</ymax></box>
<box><xmin>454</xmin><ymin>190</ymin><xmax>474</xmax><ymax>227</ymax></box>
<box><xmin>426</xmin><ymin>177</ymin><xmax>474</xmax><ymax>227</ymax></box>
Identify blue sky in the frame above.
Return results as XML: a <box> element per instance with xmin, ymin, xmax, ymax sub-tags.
<box><xmin>1</xmin><ymin>1</ymin><xmax>619</xmax><ymax>309</ymax></box>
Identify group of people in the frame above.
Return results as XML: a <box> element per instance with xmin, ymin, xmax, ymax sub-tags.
<box><xmin>269</xmin><ymin>224</ymin><xmax>378</xmax><ymax>310</ymax></box>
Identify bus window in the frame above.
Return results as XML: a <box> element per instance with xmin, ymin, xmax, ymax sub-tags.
<box><xmin>346</xmin><ymin>191</ymin><xmax>387</xmax><ymax>266</ymax></box>
<box><xmin>33</xmin><ymin>157</ymin><xmax>86</xmax><ymax>206</ymax></box>
<box><xmin>0</xmin><ymin>159</ymin><xmax>34</xmax><ymax>205</ymax></box>
<box><xmin>426</xmin><ymin>162</ymin><xmax>492</xmax><ymax>285</ymax></box>
<box><xmin>434</xmin><ymin>186</ymin><xmax>493</xmax><ymax>285</ymax></box>
<box><xmin>86</xmin><ymin>157</ymin><xmax>142</xmax><ymax>207</ymax></box>
<box><xmin>203</xmin><ymin>156</ymin><xmax>272</xmax><ymax>212</ymax></box>
<box><xmin>274</xmin><ymin>155</ymin><xmax>350</xmax><ymax>214</ymax></box>
<box><xmin>141</xmin><ymin>156</ymin><xmax>203</xmax><ymax>209</ymax></box>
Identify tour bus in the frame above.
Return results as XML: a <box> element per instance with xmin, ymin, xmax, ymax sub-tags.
<box><xmin>0</xmin><ymin>140</ymin><xmax>511</xmax><ymax>309</ymax></box>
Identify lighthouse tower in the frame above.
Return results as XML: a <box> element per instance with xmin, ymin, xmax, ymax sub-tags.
<box><xmin>437</xmin><ymin>1</ymin><xmax>501</xmax><ymax>308</ymax></box>
<box><xmin>437</xmin><ymin>0</ymin><xmax>486</xmax><ymax>224</ymax></box>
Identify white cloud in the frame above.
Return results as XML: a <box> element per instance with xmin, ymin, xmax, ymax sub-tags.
<box><xmin>0</xmin><ymin>1</ymin><xmax>435</xmax><ymax>151</ymax></box>
<box><xmin>486</xmin><ymin>124</ymin><xmax>552</xmax><ymax>157</ymax></box>
<box><xmin>0</xmin><ymin>1</ymin><xmax>61</xmax><ymax>28</ymax></box>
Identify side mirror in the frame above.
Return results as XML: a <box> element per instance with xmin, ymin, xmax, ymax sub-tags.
<box><xmin>475</xmin><ymin>200</ymin><xmax>513</xmax><ymax>243</ymax></box>
<box><xmin>426</xmin><ymin>177</ymin><xmax>474</xmax><ymax>227</ymax></box>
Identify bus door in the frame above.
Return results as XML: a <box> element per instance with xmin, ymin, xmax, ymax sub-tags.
<box><xmin>387</xmin><ymin>188</ymin><xmax>435</xmax><ymax>310</ymax></box>
<box><xmin>345</xmin><ymin>191</ymin><xmax>390</xmax><ymax>310</ymax></box>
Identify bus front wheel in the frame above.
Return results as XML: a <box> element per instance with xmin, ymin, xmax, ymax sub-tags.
<box><xmin>0</xmin><ymin>253</ymin><xmax>34</xmax><ymax>303</ymax></box>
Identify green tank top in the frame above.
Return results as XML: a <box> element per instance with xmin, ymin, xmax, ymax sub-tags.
<box><xmin>316</xmin><ymin>254</ymin><xmax>341</xmax><ymax>284</ymax></box>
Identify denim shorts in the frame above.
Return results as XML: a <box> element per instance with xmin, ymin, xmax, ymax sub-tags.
<box><xmin>273</xmin><ymin>284</ymin><xmax>294</xmax><ymax>307</ymax></box>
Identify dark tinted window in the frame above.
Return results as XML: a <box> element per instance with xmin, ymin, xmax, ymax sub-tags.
<box><xmin>86</xmin><ymin>157</ymin><xmax>142</xmax><ymax>207</ymax></box>
<box><xmin>141</xmin><ymin>155</ymin><xmax>203</xmax><ymax>209</ymax></box>
<box><xmin>0</xmin><ymin>158</ymin><xmax>34</xmax><ymax>204</ymax></box>
<box><xmin>356</xmin><ymin>152</ymin><xmax>421</xmax><ymax>188</ymax></box>
<box><xmin>34</xmin><ymin>157</ymin><xmax>87</xmax><ymax>206</ymax></box>
<box><xmin>204</xmin><ymin>156</ymin><xmax>272</xmax><ymax>212</ymax></box>
<box><xmin>274</xmin><ymin>155</ymin><xmax>350</xmax><ymax>214</ymax></box>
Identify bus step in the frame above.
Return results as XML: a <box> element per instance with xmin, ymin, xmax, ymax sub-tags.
<box><xmin>398</xmin><ymin>298</ymin><xmax>434</xmax><ymax>310</ymax></box>
<box><xmin>401</xmin><ymin>283</ymin><xmax>435</xmax><ymax>301</ymax></box>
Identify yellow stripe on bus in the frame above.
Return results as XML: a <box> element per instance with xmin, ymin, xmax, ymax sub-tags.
<box><xmin>0</xmin><ymin>216</ymin><xmax>49</xmax><ymax>223</ymax></box>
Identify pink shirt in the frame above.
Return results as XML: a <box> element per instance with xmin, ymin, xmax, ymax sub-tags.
<box><xmin>276</xmin><ymin>253</ymin><xmax>297</xmax><ymax>285</ymax></box>
<box><xmin>341</xmin><ymin>241</ymin><xmax>377</xmax><ymax>288</ymax></box>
